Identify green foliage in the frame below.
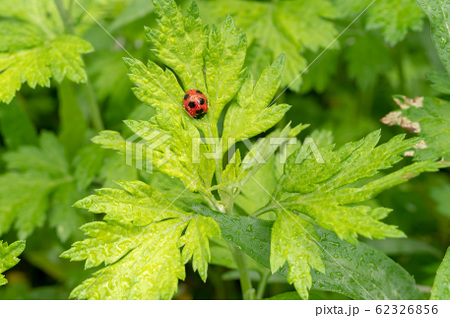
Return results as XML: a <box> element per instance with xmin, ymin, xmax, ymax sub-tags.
<box><xmin>0</xmin><ymin>132</ymin><xmax>107</xmax><ymax>241</ymax></box>
<box><xmin>198</xmin><ymin>0</ymin><xmax>340</xmax><ymax>91</ymax></box>
<box><xmin>189</xmin><ymin>203</ymin><xmax>424</xmax><ymax>299</ymax></box>
<box><xmin>222</xmin><ymin>55</ymin><xmax>291</xmax><ymax>143</ymax></box>
<box><xmin>0</xmin><ymin>0</ymin><xmax>447</xmax><ymax>301</ymax></box>
<box><xmin>337</xmin><ymin>0</ymin><xmax>424</xmax><ymax>46</ymax></box>
<box><xmin>268</xmin><ymin>130</ymin><xmax>446</xmax><ymax>297</ymax></box>
<box><xmin>418</xmin><ymin>0</ymin><xmax>450</xmax><ymax>72</ymax></box>
<box><xmin>270</xmin><ymin>209</ymin><xmax>324</xmax><ymax>299</ymax></box>
<box><xmin>344</xmin><ymin>34</ymin><xmax>393</xmax><ymax>89</ymax></box>
<box><xmin>427</xmin><ymin>71</ymin><xmax>450</xmax><ymax>94</ymax></box>
<box><xmin>61</xmin><ymin>181</ymin><xmax>220</xmax><ymax>299</ymax></box>
<box><xmin>431</xmin><ymin>247</ymin><xmax>450</xmax><ymax>299</ymax></box>
<box><xmin>0</xmin><ymin>0</ymin><xmax>93</xmax><ymax>103</ymax></box>
<box><xmin>382</xmin><ymin>96</ymin><xmax>450</xmax><ymax>161</ymax></box>
<box><xmin>63</xmin><ymin>0</ymin><xmax>449</xmax><ymax>300</ymax></box>
<box><xmin>0</xmin><ymin>240</ymin><xmax>25</xmax><ymax>286</ymax></box>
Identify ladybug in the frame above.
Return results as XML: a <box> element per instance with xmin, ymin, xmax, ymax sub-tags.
<box><xmin>182</xmin><ymin>89</ymin><xmax>208</xmax><ymax>119</ymax></box>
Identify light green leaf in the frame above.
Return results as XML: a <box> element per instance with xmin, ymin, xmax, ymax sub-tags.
<box><xmin>148</xmin><ymin>0</ymin><xmax>206</xmax><ymax>92</ymax></box>
<box><xmin>123</xmin><ymin>57</ymin><xmax>185</xmax><ymax>120</ymax></box>
<box><xmin>382</xmin><ymin>96</ymin><xmax>450</xmax><ymax>161</ymax></box>
<box><xmin>204</xmin><ymin>16</ymin><xmax>247</xmax><ymax>123</ymax></box>
<box><xmin>75</xmin><ymin>180</ymin><xmax>184</xmax><ymax>225</ymax></box>
<box><xmin>417</xmin><ymin>0</ymin><xmax>450</xmax><ymax>72</ymax></box>
<box><xmin>0</xmin><ymin>34</ymin><xmax>93</xmax><ymax>103</ymax></box>
<box><xmin>62</xmin><ymin>181</ymin><xmax>220</xmax><ymax>299</ymax></box>
<box><xmin>179</xmin><ymin>215</ymin><xmax>221</xmax><ymax>281</ymax></box>
<box><xmin>431</xmin><ymin>247</ymin><xmax>450</xmax><ymax>299</ymax></box>
<box><xmin>281</xmin><ymin>131</ymin><xmax>445</xmax><ymax>244</ymax></box>
<box><xmin>0</xmin><ymin>1</ymin><xmax>93</xmax><ymax>103</ymax></box>
<box><xmin>222</xmin><ymin>55</ymin><xmax>291</xmax><ymax>143</ymax></box>
<box><xmin>271</xmin><ymin>209</ymin><xmax>324</xmax><ymax>299</ymax></box>
<box><xmin>0</xmin><ymin>241</ymin><xmax>26</xmax><ymax>286</ymax></box>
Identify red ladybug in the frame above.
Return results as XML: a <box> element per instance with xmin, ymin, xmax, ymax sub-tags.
<box><xmin>182</xmin><ymin>89</ymin><xmax>208</xmax><ymax>119</ymax></box>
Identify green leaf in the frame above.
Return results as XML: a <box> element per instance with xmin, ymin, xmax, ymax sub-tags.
<box><xmin>417</xmin><ymin>0</ymin><xmax>450</xmax><ymax>72</ymax></box>
<box><xmin>62</xmin><ymin>181</ymin><xmax>220</xmax><ymax>299</ymax></box>
<box><xmin>0</xmin><ymin>0</ymin><xmax>93</xmax><ymax>103</ymax></box>
<box><xmin>281</xmin><ymin>131</ymin><xmax>444</xmax><ymax>243</ymax></box>
<box><xmin>0</xmin><ymin>100</ymin><xmax>38</xmax><ymax>149</ymax></box>
<box><xmin>187</xmin><ymin>203</ymin><xmax>424</xmax><ymax>300</ymax></box>
<box><xmin>382</xmin><ymin>96</ymin><xmax>450</xmax><ymax>161</ymax></box>
<box><xmin>198</xmin><ymin>0</ymin><xmax>340</xmax><ymax>91</ymax></box>
<box><xmin>123</xmin><ymin>57</ymin><xmax>185</xmax><ymax>120</ymax></box>
<box><xmin>337</xmin><ymin>0</ymin><xmax>424</xmax><ymax>46</ymax></box>
<box><xmin>0</xmin><ymin>131</ymin><xmax>97</xmax><ymax>240</ymax></box>
<box><xmin>0</xmin><ymin>34</ymin><xmax>93</xmax><ymax>103</ymax></box>
<box><xmin>344</xmin><ymin>33</ymin><xmax>393</xmax><ymax>89</ymax></box>
<box><xmin>0</xmin><ymin>132</ymin><xmax>70</xmax><ymax>239</ymax></box>
<box><xmin>179</xmin><ymin>215</ymin><xmax>221</xmax><ymax>281</ymax></box>
<box><xmin>271</xmin><ymin>209</ymin><xmax>324</xmax><ymax>299</ymax></box>
<box><xmin>217</xmin><ymin>123</ymin><xmax>307</xmax><ymax>210</ymax></box>
<box><xmin>0</xmin><ymin>241</ymin><xmax>25</xmax><ymax>286</ymax></box>
<box><xmin>204</xmin><ymin>16</ymin><xmax>247</xmax><ymax>123</ymax></box>
<box><xmin>222</xmin><ymin>55</ymin><xmax>291</xmax><ymax>143</ymax></box>
<box><xmin>431</xmin><ymin>247</ymin><xmax>450</xmax><ymax>299</ymax></box>
<box><xmin>427</xmin><ymin>71</ymin><xmax>450</xmax><ymax>94</ymax></box>
<box><xmin>148</xmin><ymin>0</ymin><xmax>206</xmax><ymax>92</ymax></box>
<box><xmin>261</xmin><ymin>130</ymin><xmax>448</xmax><ymax>297</ymax></box>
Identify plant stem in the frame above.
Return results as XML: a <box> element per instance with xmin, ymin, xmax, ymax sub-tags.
<box><xmin>54</xmin><ymin>0</ymin><xmax>75</xmax><ymax>34</ymax></box>
<box><xmin>85</xmin><ymin>81</ymin><xmax>105</xmax><ymax>131</ymax></box>
<box><xmin>227</xmin><ymin>242</ymin><xmax>255</xmax><ymax>300</ymax></box>
<box><xmin>256</xmin><ymin>269</ymin><xmax>271</xmax><ymax>300</ymax></box>
<box><xmin>251</xmin><ymin>204</ymin><xmax>276</xmax><ymax>217</ymax></box>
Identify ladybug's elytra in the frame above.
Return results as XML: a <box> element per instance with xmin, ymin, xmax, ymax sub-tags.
<box><xmin>182</xmin><ymin>89</ymin><xmax>208</xmax><ymax>119</ymax></box>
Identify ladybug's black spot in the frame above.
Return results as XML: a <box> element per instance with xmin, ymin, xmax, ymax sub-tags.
<box><xmin>199</xmin><ymin>98</ymin><xmax>205</xmax><ymax>105</ymax></box>
<box><xmin>183</xmin><ymin>94</ymin><xmax>189</xmax><ymax>100</ymax></box>
<box><xmin>188</xmin><ymin>101</ymin><xmax>196</xmax><ymax>108</ymax></box>
<box><xmin>194</xmin><ymin>112</ymin><xmax>206</xmax><ymax>119</ymax></box>
<box><xmin>196</xmin><ymin>90</ymin><xmax>202</xmax><ymax>94</ymax></box>
<box><xmin>196</xmin><ymin>109</ymin><xmax>203</xmax><ymax>114</ymax></box>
